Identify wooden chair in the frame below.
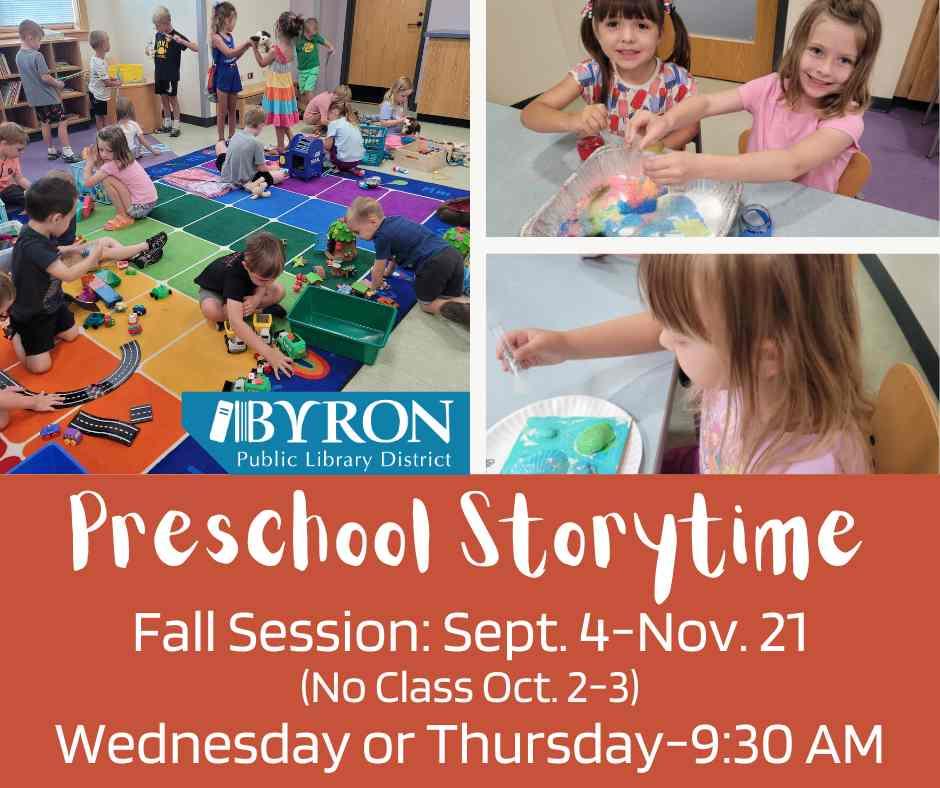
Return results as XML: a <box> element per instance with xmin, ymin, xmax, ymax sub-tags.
<box><xmin>737</xmin><ymin>128</ymin><xmax>872</xmax><ymax>198</ymax></box>
<box><xmin>869</xmin><ymin>363</ymin><xmax>939</xmax><ymax>474</ymax></box>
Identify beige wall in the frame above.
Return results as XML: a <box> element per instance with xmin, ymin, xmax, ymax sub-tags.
<box><xmin>785</xmin><ymin>0</ymin><xmax>921</xmax><ymax>98</ymax></box>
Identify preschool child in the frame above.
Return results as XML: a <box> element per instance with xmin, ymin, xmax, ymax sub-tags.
<box><xmin>295</xmin><ymin>17</ymin><xmax>335</xmax><ymax>112</ymax></box>
<box><xmin>253</xmin><ymin>11</ymin><xmax>304</xmax><ymax>154</ymax></box>
<box><xmin>7</xmin><ymin>176</ymin><xmax>107</xmax><ymax>374</ymax></box>
<box><xmin>15</xmin><ymin>20</ymin><xmax>80</xmax><ymax>163</ymax></box>
<box><xmin>116</xmin><ymin>98</ymin><xmax>159</xmax><ymax>158</ymax></box>
<box><xmin>323</xmin><ymin>101</ymin><xmax>365</xmax><ymax>176</ymax></box>
<box><xmin>88</xmin><ymin>30</ymin><xmax>121</xmax><ymax>131</ymax></box>
<box><xmin>215</xmin><ymin>105</ymin><xmax>285</xmax><ymax>198</ymax></box>
<box><xmin>378</xmin><ymin>77</ymin><xmax>414</xmax><ymax>131</ymax></box>
<box><xmin>211</xmin><ymin>1</ymin><xmax>253</xmax><ymax>143</ymax></box>
<box><xmin>194</xmin><ymin>231</ymin><xmax>293</xmax><ymax>378</ymax></box>
<box><xmin>82</xmin><ymin>126</ymin><xmax>158</xmax><ymax>230</ymax></box>
<box><xmin>346</xmin><ymin>197</ymin><xmax>470</xmax><ymax>328</ymax></box>
<box><xmin>500</xmin><ymin>255</ymin><xmax>871</xmax><ymax>474</ymax></box>
<box><xmin>627</xmin><ymin>0</ymin><xmax>882</xmax><ymax>192</ymax></box>
<box><xmin>151</xmin><ymin>5</ymin><xmax>198</xmax><ymax>136</ymax></box>
<box><xmin>303</xmin><ymin>84</ymin><xmax>351</xmax><ymax>132</ymax></box>
<box><xmin>521</xmin><ymin>0</ymin><xmax>698</xmax><ymax>153</ymax></box>
<box><xmin>0</xmin><ymin>272</ymin><xmax>64</xmax><ymax>428</ymax></box>
<box><xmin>0</xmin><ymin>122</ymin><xmax>30</xmax><ymax>213</ymax></box>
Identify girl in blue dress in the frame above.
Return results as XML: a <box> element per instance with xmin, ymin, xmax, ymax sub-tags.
<box><xmin>211</xmin><ymin>2</ymin><xmax>252</xmax><ymax>142</ymax></box>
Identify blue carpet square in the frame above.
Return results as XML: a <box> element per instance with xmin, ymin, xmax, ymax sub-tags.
<box><xmin>235</xmin><ymin>187</ymin><xmax>311</xmax><ymax>218</ymax></box>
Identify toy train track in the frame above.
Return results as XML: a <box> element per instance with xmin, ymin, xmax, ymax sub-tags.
<box><xmin>0</xmin><ymin>341</ymin><xmax>141</xmax><ymax>409</ymax></box>
<box><xmin>69</xmin><ymin>410</ymin><xmax>140</xmax><ymax>446</ymax></box>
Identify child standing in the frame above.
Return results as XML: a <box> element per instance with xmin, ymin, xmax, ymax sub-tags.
<box><xmin>522</xmin><ymin>0</ymin><xmax>698</xmax><ymax>154</ymax></box>
<box><xmin>254</xmin><ymin>11</ymin><xmax>304</xmax><ymax>154</ymax></box>
<box><xmin>215</xmin><ymin>105</ymin><xmax>285</xmax><ymax>198</ymax></box>
<box><xmin>628</xmin><ymin>0</ymin><xmax>883</xmax><ymax>192</ymax></box>
<box><xmin>295</xmin><ymin>17</ymin><xmax>335</xmax><ymax>111</ymax></box>
<box><xmin>15</xmin><ymin>20</ymin><xmax>80</xmax><ymax>163</ymax></box>
<box><xmin>323</xmin><ymin>102</ymin><xmax>365</xmax><ymax>176</ymax></box>
<box><xmin>0</xmin><ymin>122</ymin><xmax>31</xmax><ymax>213</ymax></box>
<box><xmin>116</xmin><ymin>98</ymin><xmax>159</xmax><ymax>158</ymax></box>
<box><xmin>302</xmin><ymin>84</ymin><xmax>351</xmax><ymax>132</ymax></box>
<box><xmin>151</xmin><ymin>5</ymin><xmax>198</xmax><ymax>137</ymax></box>
<box><xmin>211</xmin><ymin>2</ymin><xmax>252</xmax><ymax>143</ymax></box>
<box><xmin>194</xmin><ymin>231</ymin><xmax>293</xmax><ymax>378</ymax></box>
<box><xmin>82</xmin><ymin>126</ymin><xmax>158</xmax><ymax>230</ymax></box>
<box><xmin>378</xmin><ymin>77</ymin><xmax>414</xmax><ymax>131</ymax></box>
<box><xmin>500</xmin><ymin>255</ymin><xmax>872</xmax><ymax>474</ymax></box>
<box><xmin>346</xmin><ymin>197</ymin><xmax>470</xmax><ymax>328</ymax></box>
<box><xmin>88</xmin><ymin>31</ymin><xmax>121</xmax><ymax>131</ymax></box>
<box><xmin>7</xmin><ymin>176</ymin><xmax>107</xmax><ymax>374</ymax></box>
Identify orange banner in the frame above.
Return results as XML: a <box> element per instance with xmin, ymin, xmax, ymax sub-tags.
<box><xmin>1</xmin><ymin>476</ymin><xmax>936</xmax><ymax>785</ymax></box>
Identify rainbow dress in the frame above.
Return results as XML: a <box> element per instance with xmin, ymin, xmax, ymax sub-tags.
<box><xmin>262</xmin><ymin>45</ymin><xmax>299</xmax><ymax>127</ymax></box>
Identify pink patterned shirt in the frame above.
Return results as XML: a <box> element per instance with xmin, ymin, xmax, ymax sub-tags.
<box><xmin>569</xmin><ymin>58</ymin><xmax>696</xmax><ymax>136</ymax></box>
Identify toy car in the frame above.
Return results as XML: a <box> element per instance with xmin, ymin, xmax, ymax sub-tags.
<box><xmin>149</xmin><ymin>283</ymin><xmax>172</xmax><ymax>300</ymax></box>
<box><xmin>223</xmin><ymin>321</ymin><xmax>247</xmax><ymax>353</ymax></box>
<box><xmin>252</xmin><ymin>312</ymin><xmax>273</xmax><ymax>344</ymax></box>
<box><xmin>132</xmin><ymin>304</ymin><xmax>147</xmax><ymax>316</ymax></box>
<box><xmin>377</xmin><ymin>296</ymin><xmax>399</xmax><ymax>308</ymax></box>
<box><xmin>275</xmin><ymin>330</ymin><xmax>306</xmax><ymax>360</ymax></box>
<box><xmin>244</xmin><ymin>373</ymin><xmax>271</xmax><ymax>393</ymax></box>
<box><xmin>62</xmin><ymin>427</ymin><xmax>82</xmax><ymax>447</ymax></box>
<box><xmin>358</xmin><ymin>176</ymin><xmax>382</xmax><ymax>189</ymax></box>
<box><xmin>83</xmin><ymin>313</ymin><xmax>105</xmax><ymax>329</ymax></box>
<box><xmin>40</xmin><ymin>423</ymin><xmax>60</xmax><ymax>439</ymax></box>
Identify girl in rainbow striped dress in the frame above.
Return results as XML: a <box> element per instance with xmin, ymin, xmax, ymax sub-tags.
<box><xmin>253</xmin><ymin>12</ymin><xmax>303</xmax><ymax>154</ymax></box>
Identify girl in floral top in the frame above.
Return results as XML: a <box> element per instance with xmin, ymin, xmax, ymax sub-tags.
<box><xmin>498</xmin><ymin>255</ymin><xmax>873</xmax><ymax>475</ymax></box>
<box><xmin>522</xmin><ymin>0</ymin><xmax>699</xmax><ymax>157</ymax></box>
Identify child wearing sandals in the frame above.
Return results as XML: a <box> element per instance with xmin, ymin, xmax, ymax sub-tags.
<box><xmin>82</xmin><ymin>126</ymin><xmax>158</xmax><ymax>231</ymax></box>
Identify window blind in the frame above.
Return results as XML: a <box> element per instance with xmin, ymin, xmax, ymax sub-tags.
<box><xmin>0</xmin><ymin>1</ymin><xmax>75</xmax><ymax>28</ymax></box>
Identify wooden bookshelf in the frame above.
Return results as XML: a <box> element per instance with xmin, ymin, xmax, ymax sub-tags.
<box><xmin>0</xmin><ymin>38</ymin><xmax>89</xmax><ymax>136</ymax></box>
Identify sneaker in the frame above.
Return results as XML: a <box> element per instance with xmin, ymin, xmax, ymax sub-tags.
<box><xmin>130</xmin><ymin>246</ymin><xmax>163</xmax><ymax>268</ymax></box>
<box><xmin>147</xmin><ymin>231</ymin><xmax>168</xmax><ymax>251</ymax></box>
<box><xmin>440</xmin><ymin>301</ymin><xmax>470</xmax><ymax>328</ymax></box>
<box><xmin>154</xmin><ymin>125</ymin><xmax>172</xmax><ymax>134</ymax></box>
<box><xmin>47</xmin><ymin>149</ymin><xmax>60</xmax><ymax>160</ymax></box>
<box><xmin>62</xmin><ymin>153</ymin><xmax>81</xmax><ymax>164</ymax></box>
<box><xmin>216</xmin><ymin>321</ymin><xmax>225</xmax><ymax>331</ymax></box>
<box><xmin>170</xmin><ymin>127</ymin><xmax>181</xmax><ymax>138</ymax></box>
<box><xmin>263</xmin><ymin>304</ymin><xmax>287</xmax><ymax>319</ymax></box>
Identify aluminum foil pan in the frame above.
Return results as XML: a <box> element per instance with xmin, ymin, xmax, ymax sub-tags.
<box><xmin>522</xmin><ymin>145</ymin><xmax>743</xmax><ymax>237</ymax></box>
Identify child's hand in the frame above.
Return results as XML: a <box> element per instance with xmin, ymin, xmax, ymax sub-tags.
<box><xmin>625</xmin><ymin>110</ymin><xmax>670</xmax><ymax>150</ymax></box>
<box><xmin>266</xmin><ymin>349</ymin><xmax>294</xmax><ymax>380</ymax></box>
<box><xmin>642</xmin><ymin>151</ymin><xmax>701</xmax><ymax>186</ymax></box>
<box><xmin>27</xmin><ymin>391</ymin><xmax>64</xmax><ymax>411</ymax></box>
<box><xmin>572</xmin><ymin>104</ymin><xmax>608</xmax><ymax>137</ymax></box>
<box><xmin>242</xmin><ymin>294</ymin><xmax>263</xmax><ymax>316</ymax></box>
<box><xmin>498</xmin><ymin>328</ymin><xmax>570</xmax><ymax>371</ymax></box>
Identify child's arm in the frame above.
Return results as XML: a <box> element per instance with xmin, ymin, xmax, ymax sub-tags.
<box><xmin>520</xmin><ymin>75</ymin><xmax>609</xmax><ymax>136</ymax></box>
<box><xmin>40</xmin><ymin>73</ymin><xmax>65</xmax><ymax>91</ymax></box>
<box><xmin>643</xmin><ymin>128</ymin><xmax>856</xmax><ymax>186</ymax></box>
<box><xmin>224</xmin><ymin>300</ymin><xmax>293</xmax><ymax>378</ymax></box>
<box><xmin>626</xmin><ymin>88</ymin><xmax>743</xmax><ymax>149</ymax></box>
<box><xmin>16</xmin><ymin>172</ymin><xmax>30</xmax><ymax>190</ymax></box>
<box><xmin>322</xmin><ymin>37</ymin><xmax>335</xmax><ymax>55</ymax></box>
<box><xmin>660</xmin><ymin>121</ymin><xmax>701</xmax><ymax>152</ymax></box>
<box><xmin>499</xmin><ymin>313</ymin><xmax>665</xmax><ymax>370</ymax></box>
<box><xmin>370</xmin><ymin>259</ymin><xmax>396</xmax><ymax>291</ymax></box>
<box><xmin>173</xmin><ymin>33</ymin><xmax>199</xmax><ymax>53</ymax></box>
<box><xmin>0</xmin><ymin>387</ymin><xmax>64</xmax><ymax>412</ymax></box>
<box><xmin>212</xmin><ymin>33</ymin><xmax>252</xmax><ymax>60</ymax></box>
<box><xmin>46</xmin><ymin>241</ymin><xmax>105</xmax><ymax>282</ymax></box>
<box><xmin>250</xmin><ymin>41</ymin><xmax>278</xmax><ymax>67</ymax></box>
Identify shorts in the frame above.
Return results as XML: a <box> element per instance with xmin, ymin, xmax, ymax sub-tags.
<box><xmin>414</xmin><ymin>247</ymin><xmax>466</xmax><ymax>304</ymax></box>
<box><xmin>216</xmin><ymin>154</ymin><xmax>274</xmax><ymax>187</ymax></box>
<box><xmin>297</xmin><ymin>67</ymin><xmax>319</xmax><ymax>94</ymax></box>
<box><xmin>1</xmin><ymin>184</ymin><xmax>26</xmax><ymax>211</ymax></box>
<box><xmin>128</xmin><ymin>200</ymin><xmax>157</xmax><ymax>219</ymax></box>
<box><xmin>88</xmin><ymin>92</ymin><xmax>109</xmax><ymax>117</ymax></box>
<box><xmin>155</xmin><ymin>80</ymin><xmax>179</xmax><ymax>97</ymax></box>
<box><xmin>198</xmin><ymin>288</ymin><xmax>224</xmax><ymax>307</ymax></box>
<box><xmin>10</xmin><ymin>303</ymin><xmax>75</xmax><ymax>356</ymax></box>
<box><xmin>35</xmin><ymin>103</ymin><xmax>66</xmax><ymax>124</ymax></box>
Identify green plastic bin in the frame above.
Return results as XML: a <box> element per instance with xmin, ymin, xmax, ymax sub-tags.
<box><xmin>288</xmin><ymin>285</ymin><xmax>396</xmax><ymax>365</ymax></box>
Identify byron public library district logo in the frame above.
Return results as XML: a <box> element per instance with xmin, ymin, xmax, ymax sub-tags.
<box><xmin>184</xmin><ymin>393</ymin><xmax>469</xmax><ymax>474</ymax></box>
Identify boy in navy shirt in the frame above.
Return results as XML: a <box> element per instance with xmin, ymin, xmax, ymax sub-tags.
<box><xmin>345</xmin><ymin>198</ymin><xmax>469</xmax><ymax>327</ymax></box>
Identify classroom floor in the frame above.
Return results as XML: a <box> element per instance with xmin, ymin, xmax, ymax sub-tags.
<box><xmin>1</xmin><ymin>112</ymin><xmax>470</xmax><ymax>474</ymax></box>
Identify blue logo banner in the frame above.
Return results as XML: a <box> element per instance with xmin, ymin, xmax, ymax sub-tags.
<box><xmin>182</xmin><ymin>393</ymin><xmax>469</xmax><ymax>475</ymax></box>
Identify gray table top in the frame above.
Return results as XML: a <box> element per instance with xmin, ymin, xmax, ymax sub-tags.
<box><xmin>486</xmin><ymin>255</ymin><xmax>677</xmax><ymax>474</ymax></box>
<box><xmin>486</xmin><ymin>102</ymin><xmax>939</xmax><ymax>238</ymax></box>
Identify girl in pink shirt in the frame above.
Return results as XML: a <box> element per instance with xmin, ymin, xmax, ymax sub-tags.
<box><xmin>303</xmin><ymin>85</ymin><xmax>352</xmax><ymax>132</ymax></box>
<box><xmin>628</xmin><ymin>0</ymin><xmax>882</xmax><ymax>194</ymax></box>
<box><xmin>499</xmin><ymin>254</ymin><xmax>872</xmax><ymax>475</ymax></box>
<box><xmin>82</xmin><ymin>126</ymin><xmax>158</xmax><ymax>230</ymax></box>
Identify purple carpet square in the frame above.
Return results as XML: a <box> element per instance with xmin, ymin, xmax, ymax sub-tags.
<box><xmin>318</xmin><ymin>179</ymin><xmax>390</xmax><ymax>207</ymax></box>
<box><xmin>377</xmin><ymin>191</ymin><xmax>442</xmax><ymax>224</ymax></box>
<box><xmin>280</xmin><ymin>174</ymin><xmax>346</xmax><ymax>197</ymax></box>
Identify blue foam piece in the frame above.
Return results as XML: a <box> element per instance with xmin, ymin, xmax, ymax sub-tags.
<box><xmin>11</xmin><ymin>443</ymin><xmax>87</xmax><ymax>474</ymax></box>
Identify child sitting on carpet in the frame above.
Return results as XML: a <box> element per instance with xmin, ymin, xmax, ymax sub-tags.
<box><xmin>82</xmin><ymin>126</ymin><xmax>158</xmax><ymax>230</ymax></box>
<box><xmin>323</xmin><ymin>102</ymin><xmax>365</xmax><ymax>177</ymax></box>
<box><xmin>194</xmin><ymin>231</ymin><xmax>293</xmax><ymax>378</ymax></box>
<box><xmin>117</xmin><ymin>98</ymin><xmax>160</xmax><ymax>159</ymax></box>
<box><xmin>216</xmin><ymin>105</ymin><xmax>286</xmax><ymax>198</ymax></box>
<box><xmin>303</xmin><ymin>84</ymin><xmax>351</xmax><ymax>133</ymax></box>
<box><xmin>0</xmin><ymin>274</ymin><xmax>64</xmax><ymax>429</ymax></box>
<box><xmin>499</xmin><ymin>254</ymin><xmax>872</xmax><ymax>474</ymax></box>
<box><xmin>345</xmin><ymin>197</ymin><xmax>469</xmax><ymax>328</ymax></box>
<box><xmin>7</xmin><ymin>176</ymin><xmax>107</xmax><ymax>374</ymax></box>
<box><xmin>0</xmin><ymin>121</ymin><xmax>30</xmax><ymax>214</ymax></box>
<box><xmin>378</xmin><ymin>77</ymin><xmax>414</xmax><ymax>132</ymax></box>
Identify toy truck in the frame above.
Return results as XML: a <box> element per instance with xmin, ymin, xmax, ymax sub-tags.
<box><xmin>223</xmin><ymin>321</ymin><xmax>247</xmax><ymax>353</ymax></box>
<box><xmin>275</xmin><ymin>330</ymin><xmax>306</xmax><ymax>360</ymax></box>
<box><xmin>252</xmin><ymin>312</ymin><xmax>273</xmax><ymax>344</ymax></box>
<box><xmin>149</xmin><ymin>283</ymin><xmax>172</xmax><ymax>300</ymax></box>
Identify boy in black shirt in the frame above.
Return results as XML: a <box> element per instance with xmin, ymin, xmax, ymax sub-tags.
<box><xmin>9</xmin><ymin>176</ymin><xmax>106</xmax><ymax>374</ymax></box>
<box><xmin>151</xmin><ymin>6</ymin><xmax>197</xmax><ymax>137</ymax></box>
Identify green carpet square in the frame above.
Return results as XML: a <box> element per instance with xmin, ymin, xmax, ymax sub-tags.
<box><xmin>155</xmin><ymin>182</ymin><xmax>186</xmax><ymax>205</ymax></box>
<box><xmin>184</xmin><ymin>207</ymin><xmax>270</xmax><ymax>247</ymax></box>
<box><xmin>77</xmin><ymin>203</ymin><xmax>117</xmax><ymax>235</ymax></box>
<box><xmin>86</xmin><ymin>217</ymin><xmax>175</xmax><ymax>246</ymax></box>
<box><xmin>149</xmin><ymin>194</ymin><xmax>225</xmax><ymax>228</ymax></box>
<box><xmin>140</xmin><ymin>233</ymin><xmax>225</xmax><ymax>282</ymax></box>
<box><xmin>230</xmin><ymin>221</ymin><xmax>319</xmax><ymax>265</ymax></box>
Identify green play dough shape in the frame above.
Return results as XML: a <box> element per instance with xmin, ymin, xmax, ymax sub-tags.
<box><xmin>575</xmin><ymin>422</ymin><xmax>616</xmax><ymax>455</ymax></box>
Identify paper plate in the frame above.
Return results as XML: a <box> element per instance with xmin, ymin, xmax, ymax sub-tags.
<box><xmin>486</xmin><ymin>395</ymin><xmax>643</xmax><ymax>475</ymax></box>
